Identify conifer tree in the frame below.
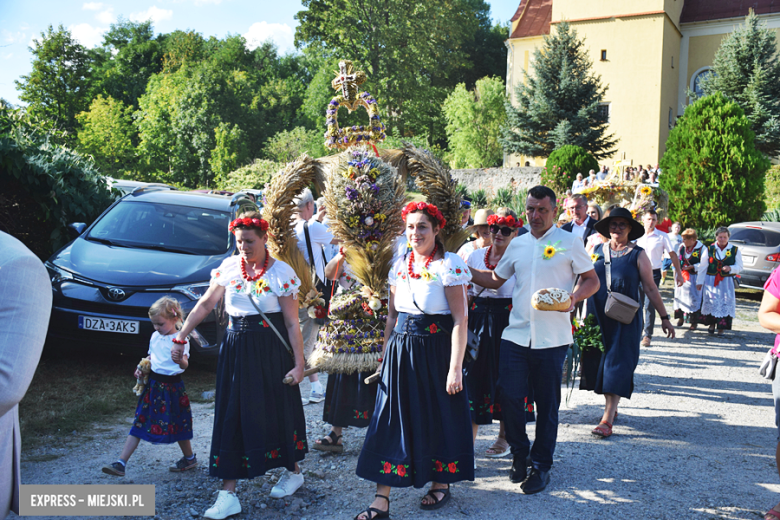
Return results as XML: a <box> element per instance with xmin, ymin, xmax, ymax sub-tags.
<box><xmin>697</xmin><ymin>10</ymin><xmax>780</xmax><ymax>156</ymax></box>
<box><xmin>500</xmin><ymin>21</ymin><xmax>617</xmax><ymax>160</ymax></box>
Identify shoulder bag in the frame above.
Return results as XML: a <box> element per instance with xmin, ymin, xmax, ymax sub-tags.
<box><xmin>602</xmin><ymin>243</ymin><xmax>641</xmax><ymax>325</ymax></box>
<box><xmin>406</xmin><ymin>267</ymin><xmax>480</xmax><ymax>362</ymax></box>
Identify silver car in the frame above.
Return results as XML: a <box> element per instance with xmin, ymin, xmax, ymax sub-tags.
<box><xmin>728</xmin><ymin>221</ymin><xmax>780</xmax><ymax>289</ymax></box>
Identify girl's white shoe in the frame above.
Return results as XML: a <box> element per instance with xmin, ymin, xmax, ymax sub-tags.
<box><xmin>204</xmin><ymin>490</ymin><xmax>241</xmax><ymax>520</ymax></box>
<box><xmin>270</xmin><ymin>470</ymin><xmax>304</xmax><ymax>498</ymax></box>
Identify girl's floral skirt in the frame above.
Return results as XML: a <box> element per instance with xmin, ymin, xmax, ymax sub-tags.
<box><xmin>129</xmin><ymin>373</ymin><xmax>193</xmax><ymax>444</ymax></box>
<box><xmin>466</xmin><ymin>297</ymin><xmax>534</xmax><ymax>425</ymax></box>
<box><xmin>209</xmin><ymin>313</ymin><xmax>308</xmax><ymax>480</ymax></box>
<box><xmin>323</xmin><ymin>370</ymin><xmax>377</xmax><ymax>428</ymax></box>
<box><xmin>356</xmin><ymin>313</ymin><xmax>474</xmax><ymax>488</ymax></box>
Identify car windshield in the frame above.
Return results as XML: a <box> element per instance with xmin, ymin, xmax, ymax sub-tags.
<box><xmin>730</xmin><ymin>228</ymin><xmax>780</xmax><ymax>248</ymax></box>
<box><xmin>87</xmin><ymin>201</ymin><xmax>231</xmax><ymax>255</ymax></box>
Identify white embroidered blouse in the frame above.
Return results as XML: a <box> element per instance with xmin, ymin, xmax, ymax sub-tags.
<box><xmin>466</xmin><ymin>247</ymin><xmax>516</xmax><ymax>298</ymax></box>
<box><xmin>210</xmin><ymin>256</ymin><xmax>300</xmax><ymax>316</ymax></box>
<box><xmin>389</xmin><ymin>252</ymin><xmax>472</xmax><ymax>315</ymax></box>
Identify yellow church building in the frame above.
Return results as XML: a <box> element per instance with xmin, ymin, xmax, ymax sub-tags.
<box><xmin>504</xmin><ymin>0</ymin><xmax>780</xmax><ymax>167</ymax></box>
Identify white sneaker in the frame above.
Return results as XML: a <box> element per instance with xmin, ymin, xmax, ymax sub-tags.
<box><xmin>269</xmin><ymin>470</ymin><xmax>304</xmax><ymax>498</ymax></box>
<box><xmin>204</xmin><ymin>490</ymin><xmax>241</xmax><ymax>519</ymax></box>
<box><xmin>308</xmin><ymin>390</ymin><xmax>325</xmax><ymax>403</ymax></box>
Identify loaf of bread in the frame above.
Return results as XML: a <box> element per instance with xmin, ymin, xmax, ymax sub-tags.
<box><xmin>531</xmin><ymin>288</ymin><xmax>571</xmax><ymax>311</ymax></box>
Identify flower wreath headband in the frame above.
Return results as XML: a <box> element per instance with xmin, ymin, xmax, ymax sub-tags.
<box><xmin>487</xmin><ymin>214</ymin><xmax>523</xmax><ymax>228</ymax></box>
<box><xmin>401</xmin><ymin>202</ymin><xmax>447</xmax><ymax>229</ymax></box>
<box><xmin>228</xmin><ymin>217</ymin><xmax>269</xmax><ymax>234</ymax></box>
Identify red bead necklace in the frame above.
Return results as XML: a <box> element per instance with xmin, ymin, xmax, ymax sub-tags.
<box><xmin>484</xmin><ymin>246</ymin><xmax>498</xmax><ymax>270</ymax></box>
<box><xmin>241</xmin><ymin>249</ymin><xmax>269</xmax><ymax>282</ymax></box>
<box><xmin>408</xmin><ymin>244</ymin><xmax>438</xmax><ymax>279</ymax></box>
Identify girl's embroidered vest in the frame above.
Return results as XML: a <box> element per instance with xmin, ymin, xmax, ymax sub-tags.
<box><xmin>706</xmin><ymin>244</ymin><xmax>737</xmax><ymax>276</ymax></box>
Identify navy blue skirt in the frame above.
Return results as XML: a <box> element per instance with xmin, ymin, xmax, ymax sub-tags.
<box><xmin>466</xmin><ymin>297</ymin><xmax>535</xmax><ymax>425</ymax></box>
<box><xmin>355</xmin><ymin>313</ymin><xmax>475</xmax><ymax>488</ymax></box>
<box><xmin>129</xmin><ymin>372</ymin><xmax>193</xmax><ymax>444</ymax></box>
<box><xmin>209</xmin><ymin>314</ymin><xmax>308</xmax><ymax>480</ymax></box>
<box><xmin>323</xmin><ymin>370</ymin><xmax>378</xmax><ymax>428</ymax></box>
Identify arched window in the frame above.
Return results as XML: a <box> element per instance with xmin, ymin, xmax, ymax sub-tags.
<box><xmin>690</xmin><ymin>67</ymin><xmax>714</xmax><ymax>97</ymax></box>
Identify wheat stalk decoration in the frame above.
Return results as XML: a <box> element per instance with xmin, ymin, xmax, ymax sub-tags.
<box><xmin>403</xmin><ymin>143</ymin><xmax>470</xmax><ymax>252</ymax></box>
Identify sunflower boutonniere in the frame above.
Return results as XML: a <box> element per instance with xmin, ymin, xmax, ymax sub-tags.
<box><xmin>725</xmin><ymin>249</ymin><xmax>732</xmax><ymax>258</ymax></box>
<box><xmin>543</xmin><ymin>241</ymin><xmax>567</xmax><ymax>260</ymax></box>
<box><xmin>591</xmin><ymin>253</ymin><xmax>599</xmax><ymax>263</ymax></box>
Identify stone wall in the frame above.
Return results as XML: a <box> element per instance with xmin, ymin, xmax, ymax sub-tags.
<box><xmin>449</xmin><ymin>167</ymin><xmax>542</xmax><ymax>195</ymax></box>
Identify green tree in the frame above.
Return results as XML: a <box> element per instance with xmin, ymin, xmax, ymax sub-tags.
<box><xmin>696</xmin><ymin>10</ymin><xmax>780</xmax><ymax>156</ymax></box>
<box><xmin>542</xmin><ymin>145</ymin><xmax>599</xmax><ymax>195</ymax></box>
<box><xmin>443</xmin><ymin>76</ymin><xmax>506</xmax><ymax>168</ymax></box>
<box><xmin>76</xmin><ymin>95</ymin><xmax>136</xmax><ymax>176</ymax></box>
<box><xmin>295</xmin><ymin>0</ymin><xmax>484</xmax><ymax>143</ymax></box>
<box><xmin>15</xmin><ymin>25</ymin><xmax>93</xmax><ymax>135</ymax></box>
<box><xmin>210</xmin><ymin>122</ymin><xmax>249</xmax><ymax>183</ymax></box>
<box><xmin>89</xmin><ymin>19</ymin><xmax>165</xmax><ymax>109</ymax></box>
<box><xmin>264</xmin><ymin>126</ymin><xmax>328</xmax><ymax>163</ymax></box>
<box><xmin>500</xmin><ymin>21</ymin><xmax>617</xmax><ymax>160</ymax></box>
<box><xmin>660</xmin><ymin>93</ymin><xmax>769</xmax><ymax>229</ymax></box>
<box><xmin>216</xmin><ymin>159</ymin><xmax>282</xmax><ymax>193</ymax></box>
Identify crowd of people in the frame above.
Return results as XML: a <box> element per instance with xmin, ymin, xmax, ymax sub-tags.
<box><xmin>95</xmin><ymin>182</ymin><xmax>750</xmax><ymax>520</ymax></box>
<box><xmin>569</xmin><ymin>164</ymin><xmax>661</xmax><ymax>195</ymax></box>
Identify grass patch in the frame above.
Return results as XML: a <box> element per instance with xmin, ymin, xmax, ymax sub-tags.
<box><xmin>20</xmin><ymin>348</ymin><xmax>217</xmax><ymax>448</ymax></box>
<box><xmin>406</xmin><ymin>190</ymin><xmax>426</xmax><ymax>202</ymax></box>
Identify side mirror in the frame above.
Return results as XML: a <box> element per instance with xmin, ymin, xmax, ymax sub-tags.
<box><xmin>67</xmin><ymin>223</ymin><xmax>87</xmax><ymax>239</ymax></box>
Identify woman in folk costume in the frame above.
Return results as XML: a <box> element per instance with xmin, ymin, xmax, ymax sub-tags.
<box><xmin>697</xmin><ymin>226</ymin><xmax>743</xmax><ymax>335</ymax></box>
<box><xmin>465</xmin><ymin>208</ymin><xmax>534</xmax><ymax>459</ymax></box>
<box><xmin>354</xmin><ymin>202</ymin><xmax>474</xmax><ymax>519</ymax></box>
<box><xmin>674</xmin><ymin>228</ymin><xmax>705</xmax><ymax>330</ymax></box>
<box><xmin>312</xmin><ymin>248</ymin><xmax>379</xmax><ymax>453</ymax></box>
<box><xmin>172</xmin><ymin>212</ymin><xmax>308</xmax><ymax>519</ymax></box>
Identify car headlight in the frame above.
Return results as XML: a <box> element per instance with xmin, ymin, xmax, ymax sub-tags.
<box><xmin>44</xmin><ymin>261</ymin><xmax>74</xmax><ymax>285</ymax></box>
<box><xmin>173</xmin><ymin>282</ymin><xmax>210</xmax><ymax>300</ymax></box>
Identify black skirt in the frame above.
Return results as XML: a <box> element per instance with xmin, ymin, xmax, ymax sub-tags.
<box><xmin>466</xmin><ymin>297</ymin><xmax>535</xmax><ymax>425</ymax></box>
<box><xmin>323</xmin><ymin>370</ymin><xmax>378</xmax><ymax>428</ymax></box>
<box><xmin>355</xmin><ymin>313</ymin><xmax>474</xmax><ymax>488</ymax></box>
<box><xmin>209</xmin><ymin>314</ymin><xmax>307</xmax><ymax>480</ymax></box>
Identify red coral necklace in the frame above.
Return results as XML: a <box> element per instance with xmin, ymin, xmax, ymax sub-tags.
<box><xmin>241</xmin><ymin>251</ymin><xmax>269</xmax><ymax>282</ymax></box>
<box><xmin>408</xmin><ymin>244</ymin><xmax>437</xmax><ymax>279</ymax></box>
<box><xmin>484</xmin><ymin>246</ymin><xmax>498</xmax><ymax>270</ymax></box>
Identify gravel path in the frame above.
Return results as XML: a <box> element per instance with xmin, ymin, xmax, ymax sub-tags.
<box><xmin>12</xmin><ymin>286</ymin><xmax>780</xmax><ymax>519</ymax></box>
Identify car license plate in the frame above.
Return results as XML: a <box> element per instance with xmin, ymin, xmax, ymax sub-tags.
<box><xmin>78</xmin><ymin>316</ymin><xmax>139</xmax><ymax>334</ymax></box>
<box><xmin>743</xmin><ymin>255</ymin><xmax>756</xmax><ymax>266</ymax></box>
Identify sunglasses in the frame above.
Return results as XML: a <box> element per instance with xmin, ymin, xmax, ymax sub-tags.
<box><xmin>489</xmin><ymin>225</ymin><xmax>515</xmax><ymax>236</ymax></box>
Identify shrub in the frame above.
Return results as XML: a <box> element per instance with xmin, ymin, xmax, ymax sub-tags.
<box><xmin>0</xmin><ymin>103</ymin><xmax>117</xmax><ymax>258</ymax></box>
<box><xmin>660</xmin><ymin>93</ymin><xmax>770</xmax><ymax>230</ymax></box>
<box><xmin>216</xmin><ymin>159</ymin><xmax>282</xmax><ymax>194</ymax></box>
<box><xmin>765</xmin><ymin>165</ymin><xmax>780</xmax><ymax>209</ymax></box>
<box><xmin>264</xmin><ymin>126</ymin><xmax>328</xmax><ymax>163</ymax></box>
<box><xmin>469</xmin><ymin>189</ymin><xmax>488</xmax><ymax>208</ymax></box>
<box><xmin>491</xmin><ymin>187</ymin><xmax>514</xmax><ymax>208</ymax></box>
<box><xmin>543</xmin><ymin>145</ymin><xmax>599</xmax><ymax>195</ymax></box>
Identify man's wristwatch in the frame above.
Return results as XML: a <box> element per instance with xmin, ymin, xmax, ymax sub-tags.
<box><xmin>660</xmin><ymin>315</ymin><xmax>670</xmax><ymax>321</ymax></box>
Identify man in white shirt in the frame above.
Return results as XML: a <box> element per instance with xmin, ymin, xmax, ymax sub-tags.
<box><xmin>562</xmin><ymin>194</ymin><xmax>597</xmax><ymax>242</ymax></box>
<box><xmin>294</xmin><ymin>188</ymin><xmax>339</xmax><ymax>404</ymax></box>
<box><xmin>471</xmin><ymin>186</ymin><xmax>599</xmax><ymax>495</ymax></box>
<box><xmin>571</xmin><ymin>173</ymin><xmax>585</xmax><ymax>193</ymax></box>
<box><xmin>596</xmin><ymin>165</ymin><xmax>608</xmax><ymax>181</ymax></box>
<box><xmin>635</xmin><ymin>209</ymin><xmax>683</xmax><ymax>346</ymax></box>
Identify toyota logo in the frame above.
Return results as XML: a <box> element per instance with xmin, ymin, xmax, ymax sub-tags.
<box><xmin>107</xmin><ymin>287</ymin><xmax>126</xmax><ymax>301</ymax></box>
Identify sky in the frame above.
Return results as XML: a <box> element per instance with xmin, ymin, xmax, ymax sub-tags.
<box><xmin>0</xmin><ymin>0</ymin><xmax>520</xmax><ymax>106</ymax></box>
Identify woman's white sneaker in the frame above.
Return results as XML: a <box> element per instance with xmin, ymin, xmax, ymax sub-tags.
<box><xmin>204</xmin><ymin>490</ymin><xmax>241</xmax><ymax>519</ymax></box>
<box><xmin>269</xmin><ymin>470</ymin><xmax>304</xmax><ymax>498</ymax></box>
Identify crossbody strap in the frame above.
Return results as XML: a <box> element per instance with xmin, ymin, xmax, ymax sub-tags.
<box><xmin>405</xmin><ymin>265</ymin><xmax>455</xmax><ymax>336</ymax></box>
<box><xmin>247</xmin><ymin>295</ymin><xmax>294</xmax><ymax>360</ymax></box>
<box><xmin>303</xmin><ymin>221</ymin><xmax>320</xmax><ymax>283</ymax></box>
<box><xmin>602</xmin><ymin>242</ymin><xmax>612</xmax><ymax>294</ymax></box>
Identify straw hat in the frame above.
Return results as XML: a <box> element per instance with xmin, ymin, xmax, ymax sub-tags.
<box><xmin>471</xmin><ymin>208</ymin><xmax>494</xmax><ymax>226</ymax></box>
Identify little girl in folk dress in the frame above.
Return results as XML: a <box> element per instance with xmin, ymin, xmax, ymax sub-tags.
<box><xmin>102</xmin><ymin>296</ymin><xmax>196</xmax><ymax>477</ymax></box>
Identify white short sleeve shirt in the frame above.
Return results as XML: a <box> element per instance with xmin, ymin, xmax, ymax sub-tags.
<box><xmin>295</xmin><ymin>219</ymin><xmax>334</xmax><ymax>282</ymax></box>
<box><xmin>635</xmin><ymin>229</ymin><xmax>673</xmax><ymax>269</ymax></box>
<box><xmin>210</xmin><ymin>256</ymin><xmax>301</xmax><ymax>315</ymax></box>
<box><xmin>389</xmin><ymin>252</ymin><xmax>471</xmax><ymax>315</ymax></box>
<box><xmin>149</xmin><ymin>332</ymin><xmax>189</xmax><ymax>376</ymax></box>
<box><xmin>494</xmin><ymin>226</ymin><xmax>594</xmax><ymax>349</ymax></box>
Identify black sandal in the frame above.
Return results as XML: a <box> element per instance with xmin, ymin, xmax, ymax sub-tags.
<box><xmin>354</xmin><ymin>493</ymin><xmax>390</xmax><ymax>519</ymax></box>
<box><xmin>313</xmin><ymin>430</ymin><xmax>344</xmax><ymax>453</ymax></box>
<box><xmin>420</xmin><ymin>485</ymin><xmax>450</xmax><ymax>511</ymax></box>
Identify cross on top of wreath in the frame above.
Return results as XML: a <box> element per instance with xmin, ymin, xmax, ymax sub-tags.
<box><xmin>331</xmin><ymin>60</ymin><xmax>366</xmax><ymax>103</ymax></box>
<box><xmin>324</xmin><ymin>60</ymin><xmax>386</xmax><ymax>150</ymax></box>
